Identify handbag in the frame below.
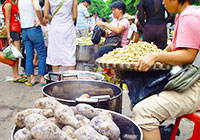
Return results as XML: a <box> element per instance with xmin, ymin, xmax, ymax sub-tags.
<box><xmin>103</xmin><ymin>35</ymin><xmax>121</xmax><ymax>48</ymax></box>
<box><xmin>164</xmin><ymin>51</ymin><xmax>200</xmax><ymax>92</ymax></box>
<box><xmin>123</xmin><ymin>70</ymin><xmax>170</xmax><ymax>107</ymax></box>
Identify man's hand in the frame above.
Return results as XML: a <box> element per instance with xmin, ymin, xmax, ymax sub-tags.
<box><xmin>134</xmin><ymin>53</ymin><xmax>157</xmax><ymax>72</ymax></box>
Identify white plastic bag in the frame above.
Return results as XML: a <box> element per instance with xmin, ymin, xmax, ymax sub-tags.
<box><xmin>3</xmin><ymin>44</ymin><xmax>23</xmax><ymax>60</ymax></box>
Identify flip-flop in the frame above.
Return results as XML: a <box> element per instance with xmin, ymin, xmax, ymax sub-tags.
<box><xmin>24</xmin><ymin>81</ymin><xmax>39</xmax><ymax>86</ymax></box>
<box><xmin>40</xmin><ymin>83</ymin><xmax>47</xmax><ymax>86</ymax></box>
<box><xmin>13</xmin><ymin>77</ymin><xmax>28</xmax><ymax>83</ymax></box>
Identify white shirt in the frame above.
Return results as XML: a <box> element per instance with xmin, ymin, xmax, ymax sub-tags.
<box><xmin>18</xmin><ymin>0</ymin><xmax>38</xmax><ymax>28</ymax></box>
<box><xmin>127</xmin><ymin>23</ymin><xmax>137</xmax><ymax>39</ymax></box>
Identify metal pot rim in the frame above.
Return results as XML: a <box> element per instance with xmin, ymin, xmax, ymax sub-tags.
<box><xmin>44</xmin><ymin>70</ymin><xmax>104</xmax><ymax>81</ymax></box>
<box><xmin>42</xmin><ymin>80</ymin><xmax>122</xmax><ymax>102</ymax></box>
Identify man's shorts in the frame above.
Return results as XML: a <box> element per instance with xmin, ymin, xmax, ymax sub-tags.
<box><xmin>10</xmin><ymin>32</ymin><xmax>20</xmax><ymax>41</ymax></box>
<box><xmin>132</xmin><ymin>80</ymin><xmax>200</xmax><ymax>131</ymax></box>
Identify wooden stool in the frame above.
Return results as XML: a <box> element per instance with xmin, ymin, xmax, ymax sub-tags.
<box><xmin>170</xmin><ymin>110</ymin><xmax>200</xmax><ymax>140</ymax></box>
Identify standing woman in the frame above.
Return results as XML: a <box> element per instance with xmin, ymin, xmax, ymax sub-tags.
<box><xmin>44</xmin><ymin>0</ymin><xmax>77</xmax><ymax>72</ymax></box>
<box><xmin>2</xmin><ymin>0</ymin><xmax>27</xmax><ymax>83</ymax></box>
<box><xmin>138</xmin><ymin>0</ymin><xmax>173</xmax><ymax>50</ymax></box>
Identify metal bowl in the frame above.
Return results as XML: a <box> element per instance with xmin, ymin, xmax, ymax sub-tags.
<box><xmin>11</xmin><ymin>109</ymin><xmax>143</xmax><ymax>140</ymax></box>
<box><xmin>42</xmin><ymin>80</ymin><xmax>122</xmax><ymax>113</ymax></box>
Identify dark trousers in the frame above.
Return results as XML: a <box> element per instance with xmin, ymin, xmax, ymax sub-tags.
<box><xmin>143</xmin><ymin>24</ymin><xmax>167</xmax><ymax>50</ymax></box>
<box><xmin>94</xmin><ymin>45</ymin><xmax>115</xmax><ymax>59</ymax></box>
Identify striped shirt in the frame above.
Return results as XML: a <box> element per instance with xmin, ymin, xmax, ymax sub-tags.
<box><xmin>76</xmin><ymin>3</ymin><xmax>89</xmax><ymax>29</ymax></box>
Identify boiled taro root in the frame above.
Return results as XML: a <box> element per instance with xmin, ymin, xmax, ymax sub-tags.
<box><xmin>62</xmin><ymin>125</ymin><xmax>76</xmax><ymax>138</ymax></box>
<box><xmin>30</xmin><ymin>121</ymin><xmax>69</xmax><ymax>140</ymax></box>
<box><xmin>14</xmin><ymin>108</ymin><xmax>53</xmax><ymax>128</ymax></box>
<box><xmin>14</xmin><ymin>127</ymin><xmax>32</xmax><ymax>140</ymax></box>
<box><xmin>34</xmin><ymin>97</ymin><xmax>61</xmax><ymax>110</ymax></box>
<box><xmin>74</xmin><ymin>103</ymin><xmax>99</xmax><ymax>119</ymax></box>
<box><xmin>75</xmin><ymin>114</ymin><xmax>90</xmax><ymax>125</ymax></box>
<box><xmin>74</xmin><ymin>125</ymin><xmax>109</xmax><ymax>140</ymax></box>
<box><xmin>24</xmin><ymin>114</ymin><xmax>47</xmax><ymax>130</ymax></box>
<box><xmin>54</xmin><ymin>104</ymin><xmax>81</xmax><ymax>129</ymax></box>
<box><xmin>90</xmin><ymin>115</ymin><xmax>120</xmax><ymax>140</ymax></box>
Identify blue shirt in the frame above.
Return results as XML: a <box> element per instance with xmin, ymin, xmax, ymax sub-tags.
<box><xmin>76</xmin><ymin>3</ymin><xmax>89</xmax><ymax>29</ymax></box>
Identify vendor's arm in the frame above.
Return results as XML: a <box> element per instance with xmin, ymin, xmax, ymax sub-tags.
<box><xmin>96</xmin><ymin>21</ymin><xmax>125</xmax><ymax>34</ymax></box>
<box><xmin>32</xmin><ymin>0</ymin><xmax>47</xmax><ymax>26</ymax></box>
<box><xmin>4</xmin><ymin>2</ymin><xmax>12</xmax><ymax>45</ymax></box>
<box><xmin>135</xmin><ymin>48</ymin><xmax>198</xmax><ymax>72</ymax></box>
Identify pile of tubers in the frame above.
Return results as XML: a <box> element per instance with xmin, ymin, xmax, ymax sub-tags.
<box><xmin>13</xmin><ymin>97</ymin><xmax>121</xmax><ymax>140</ymax></box>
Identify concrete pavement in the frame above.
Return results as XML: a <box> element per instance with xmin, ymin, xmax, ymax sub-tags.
<box><xmin>0</xmin><ymin>62</ymin><xmax>194</xmax><ymax>140</ymax></box>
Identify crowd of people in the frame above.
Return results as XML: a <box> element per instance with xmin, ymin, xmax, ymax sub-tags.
<box><xmin>1</xmin><ymin>0</ymin><xmax>200</xmax><ymax>140</ymax></box>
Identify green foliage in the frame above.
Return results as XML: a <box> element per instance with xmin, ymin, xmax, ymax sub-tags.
<box><xmin>78</xmin><ymin>0</ymin><xmax>139</xmax><ymax>20</ymax></box>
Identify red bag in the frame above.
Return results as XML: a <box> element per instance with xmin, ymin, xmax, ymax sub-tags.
<box><xmin>0</xmin><ymin>51</ymin><xmax>15</xmax><ymax>66</ymax></box>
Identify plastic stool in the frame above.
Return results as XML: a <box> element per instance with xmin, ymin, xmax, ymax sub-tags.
<box><xmin>170</xmin><ymin>110</ymin><xmax>200</xmax><ymax>140</ymax></box>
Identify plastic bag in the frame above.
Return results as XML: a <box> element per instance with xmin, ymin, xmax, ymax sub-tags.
<box><xmin>3</xmin><ymin>44</ymin><xmax>23</xmax><ymax>60</ymax></box>
<box><xmin>123</xmin><ymin>70</ymin><xmax>170</xmax><ymax>107</ymax></box>
<box><xmin>0</xmin><ymin>51</ymin><xmax>15</xmax><ymax>66</ymax></box>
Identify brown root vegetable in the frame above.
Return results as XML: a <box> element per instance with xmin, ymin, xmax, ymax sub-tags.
<box><xmin>54</xmin><ymin>104</ymin><xmax>81</xmax><ymax>129</ymax></box>
<box><xmin>34</xmin><ymin>97</ymin><xmax>61</xmax><ymax>110</ymax></box>
<box><xmin>79</xmin><ymin>93</ymin><xmax>90</xmax><ymax>99</ymax></box>
<box><xmin>90</xmin><ymin>115</ymin><xmax>120</xmax><ymax>140</ymax></box>
<box><xmin>24</xmin><ymin>114</ymin><xmax>47</xmax><ymax>130</ymax></box>
<box><xmin>14</xmin><ymin>127</ymin><xmax>32</xmax><ymax>140</ymax></box>
<box><xmin>14</xmin><ymin>108</ymin><xmax>54</xmax><ymax>128</ymax></box>
<box><xmin>75</xmin><ymin>114</ymin><xmax>90</xmax><ymax>125</ymax></box>
<box><xmin>74</xmin><ymin>125</ymin><xmax>109</xmax><ymax>140</ymax></box>
<box><xmin>62</xmin><ymin>125</ymin><xmax>76</xmax><ymax>138</ymax></box>
<box><xmin>74</xmin><ymin>103</ymin><xmax>99</xmax><ymax>119</ymax></box>
<box><xmin>30</xmin><ymin>121</ymin><xmax>68</xmax><ymax>140</ymax></box>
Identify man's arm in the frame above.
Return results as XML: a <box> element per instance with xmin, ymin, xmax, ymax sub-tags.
<box><xmin>32</xmin><ymin>0</ymin><xmax>47</xmax><ymax>26</ymax></box>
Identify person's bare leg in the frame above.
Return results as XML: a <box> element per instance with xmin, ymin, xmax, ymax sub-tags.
<box><xmin>40</xmin><ymin>75</ymin><xmax>46</xmax><ymax>84</ymax></box>
<box><xmin>30</xmin><ymin>74</ymin><xmax>36</xmax><ymax>83</ymax></box>
<box><xmin>142</xmin><ymin>128</ymin><xmax>161</xmax><ymax>140</ymax></box>
<box><xmin>52</xmin><ymin>66</ymin><xmax>59</xmax><ymax>72</ymax></box>
<box><xmin>67</xmin><ymin>66</ymin><xmax>75</xmax><ymax>70</ymax></box>
<box><xmin>12</xmin><ymin>40</ymin><xmax>22</xmax><ymax>80</ymax></box>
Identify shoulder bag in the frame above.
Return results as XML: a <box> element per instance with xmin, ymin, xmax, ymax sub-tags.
<box><xmin>164</xmin><ymin>51</ymin><xmax>200</xmax><ymax>92</ymax></box>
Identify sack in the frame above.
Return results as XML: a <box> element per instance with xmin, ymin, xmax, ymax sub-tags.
<box><xmin>164</xmin><ymin>64</ymin><xmax>200</xmax><ymax>92</ymax></box>
<box><xmin>0</xmin><ymin>51</ymin><xmax>15</xmax><ymax>66</ymax></box>
<box><xmin>123</xmin><ymin>70</ymin><xmax>170</xmax><ymax>107</ymax></box>
<box><xmin>104</xmin><ymin>35</ymin><xmax>121</xmax><ymax>47</ymax></box>
<box><xmin>3</xmin><ymin>44</ymin><xmax>23</xmax><ymax>60</ymax></box>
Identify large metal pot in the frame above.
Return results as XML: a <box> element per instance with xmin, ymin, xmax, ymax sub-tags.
<box><xmin>76</xmin><ymin>44</ymin><xmax>94</xmax><ymax>61</ymax></box>
<box><xmin>11</xmin><ymin>109</ymin><xmax>143</xmax><ymax>140</ymax></box>
<box><xmin>44</xmin><ymin>70</ymin><xmax>104</xmax><ymax>84</ymax></box>
<box><xmin>42</xmin><ymin>80</ymin><xmax>122</xmax><ymax>113</ymax></box>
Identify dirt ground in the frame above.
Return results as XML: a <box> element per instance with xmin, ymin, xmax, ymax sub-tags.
<box><xmin>0</xmin><ymin>62</ymin><xmax>195</xmax><ymax>140</ymax></box>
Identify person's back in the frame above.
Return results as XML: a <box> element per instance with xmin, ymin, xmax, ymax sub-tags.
<box><xmin>18</xmin><ymin>0</ymin><xmax>38</xmax><ymax>28</ymax></box>
<box><xmin>138</xmin><ymin>0</ymin><xmax>173</xmax><ymax>50</ymax></box>
<box><xmin>142</xmin><ymin>0</ymin><xmax>165</xmax><ymax>25</ymax></box>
